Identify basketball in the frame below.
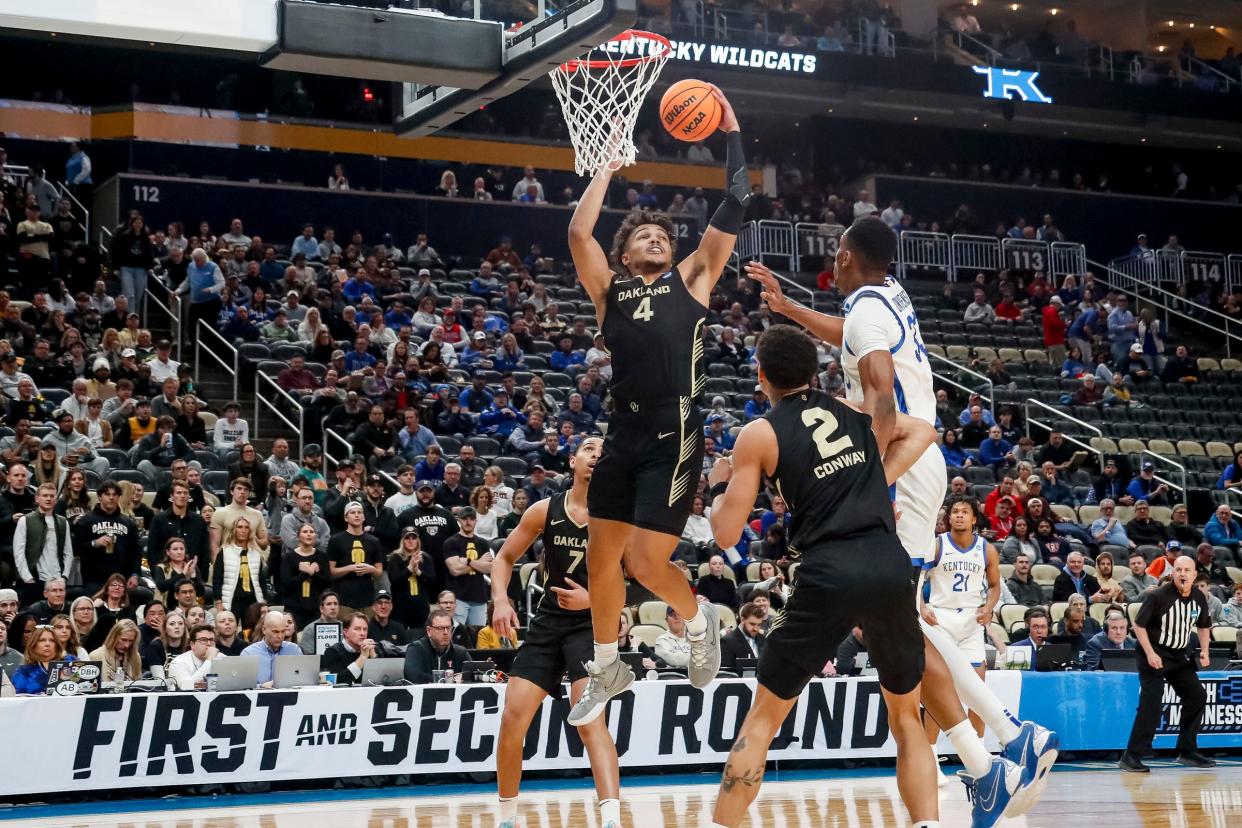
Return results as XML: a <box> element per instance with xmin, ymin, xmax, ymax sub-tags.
<box><xmin>659</xmin><ymin>79</ymin><xmax>720</xmax><ymax>142</ymax></box>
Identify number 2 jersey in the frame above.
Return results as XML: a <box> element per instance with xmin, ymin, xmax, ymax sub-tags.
<box><xmin>602</xmin><ymin>267</ymin><xmax>707</xmax><ymax>405</ymax></box>
<box><xmin>840</xmin><ymin>276</ymin><xmax>946</xmax><ymax>565</ymax></box>
<box><xmin>537</xmin><ymin>491</ymin><xmax>590</xmax><ymax>619</ymax></box>
<box><xmin>766</xmin><ymin>389</ymin><xmax>895</xmax><ymax>584</ymax></box>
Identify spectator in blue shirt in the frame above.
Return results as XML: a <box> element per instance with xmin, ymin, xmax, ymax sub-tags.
<box><xmin>240</xmin><ymin>611</ymin><xmax>303</xmax><ymax>687</ymax></box>
<box><xmin>470</xmin><ymin>262</ymin><xmax>502</xmax><ymax>298</ymax></box>
<box><xmin>385</xmin><ymin>299</ymin><xmax>413</xmax><ymax>330</ymax></box>
<box><xmin>343</xmin><ymin>273</ymin><xmax>377</xmax><ymax>305</ymax></box>
<box><xmin>479</xmin><ymin>389</ymin><xmax>527</xmax><ymax>439</ymax></box>
<box><xmin>343</xmin><ymin>335</ymin><xmax>377</xmax><ymax>373</ymax></box>
<box><xmin>11</xmin><ymin>626</ymin><xmax>74</xmax><ymax>695</ymax></box>
<box><xmin>458</xmin><ymin>372</ymin><xmax>493</xmax><ymax>413</ymax></box>
<box><xmin>958</xmin><ymin>393</ymin><xmax>995</xmax><ymax>427</ymax></box>
<box><xmin>1038</xmin><ymin>461</ymin><xmax>1076</xmax><ymax>507</ymax></box>
<box><xmin>1216</xmin><ymin>452</ymin><xmax>1242</xmax><ymax>490</ymax></box>
<box><xmin>557</xmin><ymin>394</ymin><xmax>597</xmax><ymax>434</ymax></box>
<box><xmin>704</xmin><ymin>414</ymin><xmax>736</xmax><ymax>451</ymax></box>
<box><xmin>1107</xmin><ymin>295</ymin><xmax>1137</xmax><ymax>365</ymax></box>
<box><xmin>939</xmin><ymin>428</ymin><xmax>973</xmax><ymax>467</ymax></box>
<box><xmin>1066</xmin><ymin>304</ymin><xmax>1099</xmax><ymax>363</ymax></box>
<box><xmin>259</xmin><ymin>247</ymin><xmax>286</xmax><ymax>288</ymax></box>
<box><xmin>415</xmin><ymin>447</ymin><xmax>446</xmax><ymax>481</ymax></box>
<box><xmin>396</xmin><ymin>408</ymin><xmax>438</xmax><ymax>460</ymax></box>
<box><xmin>744</xmin><ymin>386</ymin><xmax>770</xmax><ymax>420</ymax></box>
<box><xmin>549</xmin><ymin>335</ymin><xmax>585</xmax><ymax>372</ymax></box>
<box><xmin>977</xmin><ymin>425</ymin><xmax>1013</xmax><ymax>471</ymax></box>
<box><xmin>492</xmin><ymin>333</ymin><xmax>526</xmax><ymax>372</ymax></box>
<box><xmin>459</xmin><ymin>332</ymin><xmax>493</xmax><ymax>369</ymax></box>
<box><xmin>1090</xmin><ymin>499</ymin><xmax>1135</xmax><ymax>550</ymax></box>
<box><xmin>291</xmin><ymin>224</ymin><xmax>320</xmax><ymax>261</ymax></box>
<box><xmin>1126</xmin><ymin>462</ymin><xmax>1170</xmax><ymax>506</ymax></box>
<box><xmin>1204</xmin><ymin>504</ymin><xmax>1242</xmax><ymax>552</ymax></box>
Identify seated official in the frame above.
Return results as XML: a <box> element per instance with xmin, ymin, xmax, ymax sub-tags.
<box><xmin>320</xmin><ymin>612</ymin><xmax>376</xmax><ymax>687</ymax></box>
<box><xmin>1009</xmin><ymin>607</ymin><xmax>1052</xmax><ymax>670</ymax></box>
<box><xmin>404</xmin><ymin>609</ymin><xmax>470</xmax><ymax>683</ymax></box>
<box><xmin>239</xmin><ymin>610</ymin><xmax>302</xmax><ymax>687</ymax></box>
<box><xmin>1083</xmin><ymin>611</ymin><xmax>1136</xmax><ymax>670</ymax></box>
<box><xmin>720</xmin><ymin>602</ymin><xmax>765</xmax><ymax>672</ymax></box>
<box><xmin>168</xmin><ymin>624</ymin><xmax>219</xmax><ymax>690</ymax></box>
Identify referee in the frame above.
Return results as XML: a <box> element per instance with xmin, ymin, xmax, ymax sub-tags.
<box><xmin>1119</xmin><ymin>555</ymin><xmax>1215</xmax><ymax>772</ymax></box>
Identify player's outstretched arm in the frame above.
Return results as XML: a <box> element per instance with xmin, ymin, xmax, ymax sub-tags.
<box><xmin>745</xmin><ymin>260</ymin><xmax>844</xmax><ymax>346</ymax></box>
<box><xmin>490</xmin><ymin>499</ymin><xmax>550</xmax><ymax>637</ymax></box>
<box><xmin>706</xmin><ymin>420</ymin><xmax>777</xmax><ymax>549</ymax></box>
<box><xmin>568</xmin><ymin>167</ymin><xmax>616</xmax><ymax>318</ymax></box>
<box><xmin>680</xmin><ymin>87</ymin><xmax>747</xmax><ymax>305</ymax></box>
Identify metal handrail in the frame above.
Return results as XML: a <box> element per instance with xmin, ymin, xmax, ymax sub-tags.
<box><xmin>97</xmin><ymin>225</ymin><xmax>112</xmax><ymax>257</ymax></box>
<box><xmin>254</xmin><ymin>372</ymin><xmax>305</xmax><ymax>457</ymax></box>
<box><xmin>1185</xmin><ymin>55</ymin><xmax>1235</xmax><ymax>92</ymax></box>
<box><xmin>928</xmin><ymin>351</ymin><xmax>994</xmax><ymax>409</ymax></box>
<box><xmin>323</xmin><ymin>427</ymin><xmax>353</xmax><ymax>471</ymax></box>
<box><xmin>1087</xmin><ymin>258</ymin><xmax>1242</xmax><ymax>358</ymax></box>
<box><xmin>1140</xmin><ymin>449</ymin><xmax>1187</xmax><ymax>495</ymax></box>
<box><xmin>953</xmin><ymin>30</ymin><xmax>1001</xmax><ymax>65</ymax></box>
<box><xmin>54</xmin><ymin>182</ymin><xmax>90</xmax><ymax>242</ymax></box>
<box><xmin>143</xmin><ymin>281</ymin><xmax>182</xmax><ymax>360</ymax></box>
<box><xmin>1022</xmin><ymin>398</ymin><xmax>1104</xmax><ymax>469</ymax></box>
<box><xmin>195</xmin><ymin>319</ymin><xmax>239</xmax><ymax>402</ymax></box>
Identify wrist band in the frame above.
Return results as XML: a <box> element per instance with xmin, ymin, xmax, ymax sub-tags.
<box><xmin>710</xmin><ymin>482</ymin><xmax>729</xmax><ymax>499</ymax></box>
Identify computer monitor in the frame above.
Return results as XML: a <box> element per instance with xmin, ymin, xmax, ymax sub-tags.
<box><xmin>1035</xmin><ymin>641</ymin><xmax>1075</xmax><ymax>672</ymax></box>
<box><xmin>213</xmin><ymin>657</ymin><xmax>261</xmax><ymax>691</ymax></box>
<box><xmin>360</xmin><ymin>658</ymin><xmax>406</xmax><ymax>687</ymax></box>
<box><xmin>469</xmin><ymin>648</ymin><xmax>517</xmax><ymax>673</ymax></box>
<box><xmin>273</xmin><ymin>654</ymin><xmax>321</xmax><ymax>689</ymax></box>
<box><xmin>1100</xmin><ymin>649</ymin><xmax>1139</xmax><ymax>672</ymax></box>
<box><xmin>733</xmin><ymin>656</ymin><xmax>759</xmax><ymax>678</ymax></box>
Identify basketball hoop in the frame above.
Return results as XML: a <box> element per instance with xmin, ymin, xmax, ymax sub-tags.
<box><xmin>551</xmin><ymin>29</ymin><xmax>672</xmax><ymax>177</ymax></box>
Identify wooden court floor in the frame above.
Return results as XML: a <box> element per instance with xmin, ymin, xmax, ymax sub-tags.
<box><xmin>13</xmin><ymin>760</ymin><xmax>1242</xmax><ymax>827</ymax></box>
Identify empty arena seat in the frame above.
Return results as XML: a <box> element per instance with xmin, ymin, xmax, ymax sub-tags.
<box><xmin>638</xmin><ymin>600</ymin><xmax>669</xmax><ymax>627</ymax></box>
<box><xmin>1031</xmin><ymin>564</ymin><xmax>1060</xmax><ymax>586</ymax></box>
<box><xmin>998</xmin><ymin>604</ymin><xmax>1029</xmax><ymax>633</ymax></box>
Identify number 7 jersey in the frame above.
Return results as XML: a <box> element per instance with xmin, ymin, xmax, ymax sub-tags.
<box><xmin>840</xmin><ymin>276</ymin><xmax>935</xmax><ymax>426</ymax></box>
<box><xmin>537</xmin><ymin>491</ymin><xmax>591</xmax><ymax>619</ymax></box>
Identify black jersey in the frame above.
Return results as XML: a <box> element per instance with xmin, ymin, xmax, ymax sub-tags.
<box><xmin>602</xmin><ymin>267</ymin><xmax>707</xmax><ymax>404</ymax></box>
<box><xmin>766</xmin><ymin>389</ymin><xmax>895</xmax><ymax>575</ymax></box>
<box><xmin>537</xmin><ymin>491</ymin><xmax>590</xmax><ymax>618</ymax></box>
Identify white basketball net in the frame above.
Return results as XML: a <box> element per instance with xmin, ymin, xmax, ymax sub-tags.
<box><xmin>551</xmin><ymin>31</ymin><xmax>671</xmax><ymax>177</ymax></box>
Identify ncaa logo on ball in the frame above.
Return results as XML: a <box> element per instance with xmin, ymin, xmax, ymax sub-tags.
<box><xmin>679</xmin><ymin>110</ymin><xmax>709</xmax><ymax>136</ymax></box>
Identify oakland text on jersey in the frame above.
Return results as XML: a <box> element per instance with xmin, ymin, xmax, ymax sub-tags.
<box><xmin>812</xmin><ymin>449</ymin><xmax>867</xmax><ymax>480</ymax></box>
<box><xmin>551</xmin><ymin>532</ymin><xmax>588</xmax><ymax>550</ymax></box>
<box><xmin>615</xmin><ymin>281</ymin><xmax>673</xmax><ymax>303</ymax></box>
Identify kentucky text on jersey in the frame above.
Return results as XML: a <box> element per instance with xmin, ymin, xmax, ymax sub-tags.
<box><xmin>812</xmin><ymin>449</ymin><xmax>867</xmax><ymax>479</ymax></box>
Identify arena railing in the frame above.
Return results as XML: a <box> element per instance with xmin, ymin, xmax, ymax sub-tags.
<box><xmin>948</xmin><ymin>234</ymin><xmax>1003</xmax><ymax>281</ymax></box>
<box><xmin>1022</xmin><ymin>398</ymin><xmax>1104</xmax><ymax>469</ymax></box>
<box><xmin>323</xmin><ymin>427</ymin><xmax>351</xmax><ymax>472</ymax></box>
<box><xmin>53</xmin><ymin>182</ymin><xmax>90</xmax><ymax>243</ymax></box>
<box><xmin>254</xmin><ymin>372</ymin><xmax>304</xmax><ymax>457</ymax></box>
<box><xmin>4</xmin><ymin>164</ymin><xmax>30</xmax><ymax>191</ymax></box>
<box><xmin>1049</xmin><ymin>242</ymin><xmax>1087</xmax><ymax>284</ymax></box>
<box><xmin>732</xmin><ymin>220</ymin><xmax>817</xmax><ymax>309</ymax></box>
<box><xmin>896</xmin><ymin>231</ymin><xmax>952</xmax><ymax>280</ymax></box>
<box><xmin>143</xmin><ymin>278</ymin><xmax>183</xmax><ymax>360</ymax></box>
<box><xmin>756</xmin><ymin>220</ymin><xmax>797</xmax><ymax>267</ymax></box>
<box><xmin>793</xmin><ymin>222</ymin><xmax>845</xmax><ymax>274</ymax></box>
<box><xmin>195</xmin><ymin>319</ymin><xmax>238</xmax><ymax>402</ymax></box>
<box><xmin>1141</xmin><ymin>448</ymin><xmax>1188</xmax><ymax>499</ymax></box>
<box><xmin>1087</xmin><ymin>257</ymin><xmax>1242</xmax><ymax>359</ymax></box>
<box><xmin>1228</xmin><ymin>256</ymin><xmax>1242</xmax><ymax>294</ymax></box>
<box><xmin>928</xmin><ymin>351</ymin><xmax>994</xmax><ymax>417</ymax></box>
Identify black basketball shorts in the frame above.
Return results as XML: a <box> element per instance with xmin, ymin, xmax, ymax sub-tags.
<box><xmin>759</xmin><ymin>534</ymin><xmax>925</xmax><ymax>700</ymax></box>
<box><xmin>587</xmin><ymin>396</ymin><xmax>705</xmax><ymax>537</ymax></box>
<box><xmin>508</xmin><ymin>613</ymin><xmax>595</xmax><ymax>698</ymax></box>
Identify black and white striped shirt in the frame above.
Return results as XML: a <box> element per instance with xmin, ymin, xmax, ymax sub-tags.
<box><xmin>1135</xmin><ymin>582</ymin><xmax>1211</xmax><ymax>660</ymax></box>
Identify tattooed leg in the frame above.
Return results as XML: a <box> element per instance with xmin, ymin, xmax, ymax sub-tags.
<box><xmin>712</xmin><ymin>686</ymin><xmax>798</xmax><ymax>828</ymax></box>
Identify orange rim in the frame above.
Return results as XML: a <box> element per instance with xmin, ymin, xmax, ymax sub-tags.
<box><xmin>557</xmin><ymin>29</ymin><xmax>672</xmax><ymax>71</ymax></box>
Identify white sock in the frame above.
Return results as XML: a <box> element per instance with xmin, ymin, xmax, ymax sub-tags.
<box><xmin>947</xmin><ymin>720</ymin><xmax>993</xmax><ymax>779</ymax></box>
<box><xmin>685</xmin><ymin>607</ymin><xmax>708</xmax><ymax>638</ymax></box>
<box><xmin>600</xmin><ymin>798</ymin><xmax>621</xmax><ymax>824</ymax></box>
<box><xmin>711</xmin><ymin>823</ymin><xmax>731</xmax><ymax>828</ymax></box>
<box><xmin>593</xmin><ymin>641</ymin><xmax>618</xmax><ymax>668</ymax></box>
<box><xmin>922</xmin><ymin>621</ymin><xmax>1022</xmax><ymax>746</ymax></box>
<box><xmin>928</xmin><ymin>740</ymin><xmax>945</xmax><ymax>776</ymax></box>
<box><xmin>498</xmin><ymin>797</ymin><xmax>518</xmax><ymax>821</ymax></box>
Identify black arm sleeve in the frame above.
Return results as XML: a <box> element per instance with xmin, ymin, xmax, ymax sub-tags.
<box><xmin>708</xmin><ymin>131</ymin><xmax>750</xmax><ymax>235</ymax></box>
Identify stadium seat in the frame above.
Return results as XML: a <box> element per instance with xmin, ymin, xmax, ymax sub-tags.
<box><xmin>999</xmin><ymin>563</ymin><xmax>1014</xmax><ymax>580</ymax></box>
<box><xmin>1078</xmin><ymin>505</ymin><xmax>1101</xmax><ymax>524</ymax></box>
<box><xmin>1207</xmin><ymin>441</ymin><xmax>1234</xmax><ymax>458</ymax></box>
<box><xmin>1228</xmin><ymin>567</ymin><xmax>1242</xmax><ymax>585</ymax></box>
<box><xmin>629</xmin><ymin>624</ymin><xmax>664</xmax><ymax>647</ymax></box>
<box><xmin>998</xmin><ymin>604</ymin><xmax>1028</xmax><ymax>633</ymax></box>
<box><xmin>1113</xmin><ymin>506</ymin><xmax>1135</xmax><ymax>524</ymax></box>
<box><xmin>1127</xmin><ymin>603</ymin><xmax>1143</xmax><ymax>625</ymax></box>
<box><xmin>1149</xmin><ymin>506</ymin><xmax>1173</xmax><ymax>524</ymax></box>
<box><xmin>203</xmin><ymin>470</ymin><xmax>231</xmax><ymax>497</ymax></box>
<box><xmin>1090</xmin><ymin>436</ymin><xmax>1119</xmax><ymax>455</ymax></box>
<box><xmin>1050</xmin><ymin>504</ymin><xmax>1077</xmax><ymax>522</ymax></box>
<box><xmin>1136</xmin><ymin>545</ymin><xmax>1163</xmax><ymax>563</ymax></box>
<box><xmin>493</xmin><ymin>457</ymin><xmax>529</xmax><ymax>478</ymax></box>
<box><xmin>1118</xmin><ymin>438</ymin><xmax>1146</xmax><ymax>454</ymax></box>
<box><xmin>97</xmin><ymin>448</ymin><xmax>131</xmax><ymax>470</ymax></box>
<box><xmin>1222</xmin><ymin>358</ymin><xmax>1242</xmax><ymax>372</ymax></box>
<box><xmin>1048</xmin><ymin>601</ymin><xmax>1068</xmax><ymax>624</ymax></box>
<box><xmin>745</xmin><ymin>561</ymin><xmax>763</xmax><ymax>582</ymax></box>
<box><xmin>988</xmin><ymin>622</ymin><xmax>1009</xmax><ymax>645</ymax></box>
<box><xmin>199</xmin><ymin>411</ymin><xmax>218</xmax><ymax>430</ymax></box>
<box><xmin>466</xmin><ymin>437</ymin><xmax>501</xmax><ymax>457</ymax></box>
<box><xmin>1088</xmin><ymin>603</ymin><xmax>1110</xmax><ymax>625</ymax></box>
<box><xmin>1032</xmin><ymin>564</ymin><xmax>1060</xmax><ymax>586</ymax></box>
<box><xmin>715</xmin><ymin>605</ymin><xmax>737</xmax><ymax>629</ymax></box>
<box><xmin>1198</xmin><ymin>358</ymin><xmax>1222</xmax><ymax>372</ymax></box>
<box><xmin>638</xmin><ymin>600</ymin><xmax>668</xmax><ymax>627</ymax></box>
<box><xmin>1212</xmin><ymin>626</ymin><xmax>1237</xmax><ymax>645</ymax></box>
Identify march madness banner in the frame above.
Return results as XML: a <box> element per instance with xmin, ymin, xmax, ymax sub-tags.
<box><xmin>0</xmin><ymin>675</ymin><xmax>1022</xmax><ymax>796</ymax></box>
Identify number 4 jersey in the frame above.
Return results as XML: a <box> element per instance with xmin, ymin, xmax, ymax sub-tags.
<box><xmin>766</xmin><ymin>389</ymin><xmax>896</xmax><ymax>579</ymax></box>
<box><xmin>537</xmin><ymin>491</ymin><xmax>591</xmax><ymax>618</ymax></box>
<box><xmin>602</xmin><ymin>267</ymin><xmax>707</xmax><ymax>405</ymax></box>
<box><xmin>840</xmin><ymin>276</ymin><xmax>947</xmax><ymax>565</ymax></box>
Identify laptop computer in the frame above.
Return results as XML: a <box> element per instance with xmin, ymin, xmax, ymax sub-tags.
<box><xmin>273</xmin><ymin>654</ymin><xmax>321</xmax><ymax>689</ymax></box>
<box><xmin>1100</xmin><ymin>649</ymin><xmax>1139</xmax><ymax>672</ymax></box>
<box><xmin>1035</xmin><ymin>641</ymin><xmax>1075</xmax><ymax>671</ymax></box>
<box><xmin>733</xmin><ymin>656</ymin><xmax>759</xmax><ymax>678</ymax></box>
<box><xmin>461</xmin><ymin>661</ymin><xmax>499</xmax><ymax>683</ymax></box>
<box><xmin>360</xmin><ymin>657</ymin><xmax>406</xmax><ymax>687</ymax></box>
<box><xmin>213</xmin><ymin>657</ymin><xmax>261</xmax><ymax>691</ymax></box>
<box><xmin>469</xmin><ymin>648</ymin><xmax>517</xmax><ymax>673</ymax></box>
<box><xmin>46</xmin><ymin>660</ymin><xmax>102</xmax><ymax>696</ymax></box>
<box><xmin>619</xmin><ymin>652</ymin><xmax>648</xmax><ymax>674</ymax></box>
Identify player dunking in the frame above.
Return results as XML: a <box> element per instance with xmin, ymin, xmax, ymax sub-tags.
<box><xmin>748</xmin><ymin>218</ymin><xmax>1057</xmax><ymax>813</ymax></box>
<box><xmin>565</xmin><ymin>86</ymin><xmax>747</xmax><ymax>726</ymax></box>
<box><xmin>921</xmin><ymin>495</ymin><xmax>1001</xmax><ymax>749</ymax></box>
<box><xmin>488</xmin><ymin>437</ymin><xmax>623</xmax><ymax>828</ymax></box>
<box><xmin>705</xmin><ymin>326</ymin><xmax>1022</xmax><ymax>828</ymax></box>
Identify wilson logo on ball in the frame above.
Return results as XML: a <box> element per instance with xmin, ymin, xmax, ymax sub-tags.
<box><xmin>663</xmin><ymin>95</ymin><xmax>699</xmax><ymax>125</ymax></box>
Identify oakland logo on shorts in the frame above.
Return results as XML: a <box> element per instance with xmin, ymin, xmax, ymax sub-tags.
<box><xmin>1157</xmin><ymin>675</ymin><xmax>1242</xmax><ymax>735</ymax></box>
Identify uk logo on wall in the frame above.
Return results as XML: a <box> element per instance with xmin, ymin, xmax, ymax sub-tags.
<box><xmin>972</xmin><ymin>66</ymin><xmax>1054</xmax><ymax>104</ymax></box>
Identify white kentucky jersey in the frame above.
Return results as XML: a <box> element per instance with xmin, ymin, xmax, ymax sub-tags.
<box><xmin>926</xmin><ymin>533</ymin><xmax>989</xmax><ymax>610</ymax></box>
<box><xmin>840</xmin><ymin>277</ymin><xmax>936</xmax><ymax>426</ymax></box>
